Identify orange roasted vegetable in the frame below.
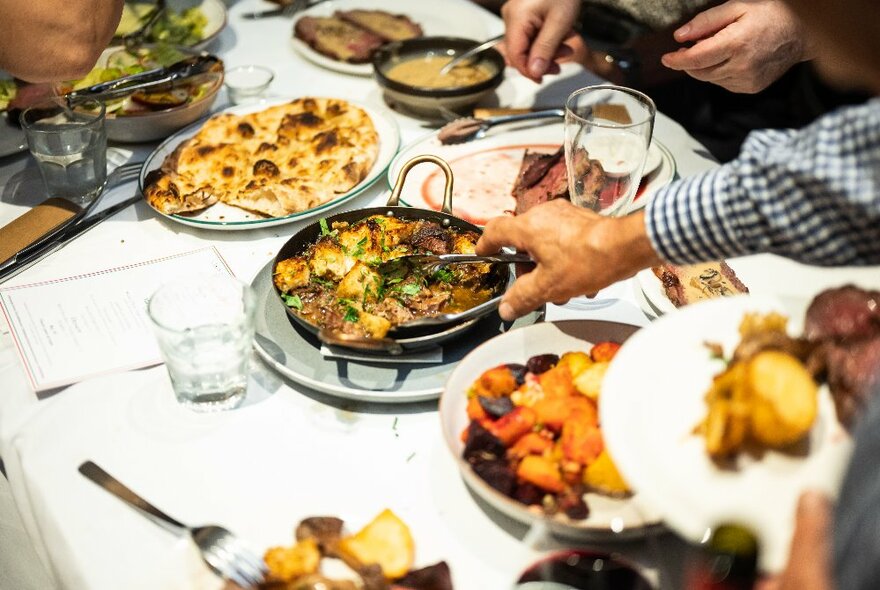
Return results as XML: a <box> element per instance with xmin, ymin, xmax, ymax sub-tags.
<box><xmin>485</xmin><ymin>406</ymin><xmax>537</xmax><ymax>445</ymax></box>
<box><xmin>561</xmin><ymin>410</ymin><xmax>604</xmax><ymax>465</ymax></box>
<box><xmin>508</xmin><ymin>432</ymin><xmax>554</xmax><ymax>459</ymax></box>
<box><xmin>466</xmin><ymin>396</ymin><xmax>489</xmax><ymax>422</ymax></box>
<box><xmin>590</xmin><ymin>341</ymin><xmax>621</xmax><ymax>363</ymax></box>
<box><xmin>538</xmin><ymin>364</ymin><xmax>577</xmax><ymax>398</ymax></box>
<box><xmin>533</xmin><ymin>396</ymin><xmax>597</xmax><ymax>431</ymax></box>
<box><xmin>517</xmin><ymin>455</ymin><xmax>565</xmax><ymax>493</ymax></box>
<box><xmin>473</xmin><ymin>365</ymin><xmax>518</xmax><ymax>398</ymax></box>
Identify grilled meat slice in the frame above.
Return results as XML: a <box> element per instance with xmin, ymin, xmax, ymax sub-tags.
<box><xmin>337</xmin><ymin>9</ymin><xmax>422</xmax><ymax>42</ymax></box>
<box><xmin>804</xmin><ymin>285</ymin><xmax>880</xmax><ymax>341</ymax></box>
<box><xmin>652</xmin><ymin>261</ymin><xmax>749</xmax><ymax>308</ymax></box>
<box><xmin>294</xmin><ymin>16</ymin><xmax>384</xmax><ymax>63</ymax></box>
<box><xmin>512</xmin><ymin>148</ymin><xmax>570</xmax><ymax>215</ymax></box>
<box><xmin>409</xmin><ymin>221</ymin><xmax>452</xmax><ymax>254</ymax></box>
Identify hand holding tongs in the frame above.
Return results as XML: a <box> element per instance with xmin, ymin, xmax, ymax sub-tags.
<box><xmin>64</xmin><ymin>54</ymin><xmax>222</xmax><ymax>106</ymax></box>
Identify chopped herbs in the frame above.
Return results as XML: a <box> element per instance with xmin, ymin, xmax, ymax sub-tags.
<box><xmin>282</xmin><ymin>293</ymin><xmax>303</xmax><ymax>310</ymax></box>
<box><xmin>343</xmin><ymin>306</ymin><xmax>360</xmax><ymax>322</ymax></box>
<box><xmin>400</xmin><ymin>283</ymin><xmax>421</xmax><ymax>296</ymax></box>
<box><xmin>433</xmin><ymin>268</ymin><xmax>454</xmax><ymax>283</ymax></box>
<box><xmin>319</xmin><ymin>218</ymin><xmax>331</xmax><ymax>236</ymax></box>
<box><xmin>351</xmin><ymin>236</ymin><xmax>368</xmax><ymax>258</ymax></box>
<box><xmin>311</xmin><ymin>276</ymin><xmax>335</xmax><ymax>288</ymax></box>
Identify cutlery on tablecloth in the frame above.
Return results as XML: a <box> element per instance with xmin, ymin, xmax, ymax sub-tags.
<box><xmin>437</xmin><ymin>108</ymin><xmax>564</xmax><ymax>144</ymax></box>
<box><xmin>242</xmin><ymin>0</ymin><xmax>326</xmax><ymax>20</ymax></box>
<box><xmin>79</xmin><ymin>461</ymin><xmax>267</xmax><ymax>589</ymax></box>
<box><xmin>0</xmin><ymin>162</ymin><xmax>143</xmax><ymax>283</ymax></box>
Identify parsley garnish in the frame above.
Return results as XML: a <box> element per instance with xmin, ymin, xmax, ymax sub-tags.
<box><xmin>351</xmin><ymin>236</ymin><xmax>368</xmax><ymax>258</ymax></box>
<box><xmin>344</xmin><ymin>306</ymin><xmax>359</xmax><ymax>322</ymax></box>
<box><xmin>319</xmin><ymin>218</ymin><xmax>331</xmax><ymax>236</ymax></box>
<box><xmin>400</xmin><ymin>283</ymin><xmax>421</xmax><ymax>296</ymax></box>
<box><xmin>311</xmin><ymin>276</ymin><xmax>335</xmax><ymax>288</ymax></box>
<box><xmin>282</xmin><ymin>293</ymin><xmax>303</xmax><ymax>310</ymax></box>
<box><xmin>433</xmin><ymin>268</ymin><xmax>454</xmax><ymax>283</ymax></box>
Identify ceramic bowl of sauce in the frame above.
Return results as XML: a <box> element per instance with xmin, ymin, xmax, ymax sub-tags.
<box><xmin>372</xmin><ymin>36</ymin><xmax>504</xmax><ymax>120</ymax></box>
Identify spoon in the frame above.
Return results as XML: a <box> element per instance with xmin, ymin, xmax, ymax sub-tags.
<box><xmin>377</xmin><ymin>252</ymin><xmax>533</xmax><ymax>275</ymax></box>
<box><xmin>438</xmin><ymin>109</ymin><xmax>564</xmax><ymax>144</ymax></box>
<box><xmin>438</xmin><ymin>34</ymin><xmax>505</xmax><ymax>76</ymax></box>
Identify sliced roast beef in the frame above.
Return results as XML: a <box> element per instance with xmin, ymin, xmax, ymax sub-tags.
<box><xmin>294</xmin><ymin>16</ymin><xmax>384</xmax><ymax>63</ymax></box>
<box><xmin>336</xmin><ymin>9</ymin><xmax>422</xmax><ymax>42</ymax></box>
<box><xmin>512</xmin><ymin>148</ymin><xmax>570</xmax><ymax>215</ymax></box>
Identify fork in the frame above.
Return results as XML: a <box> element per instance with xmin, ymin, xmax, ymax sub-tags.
<box><xmin>79</xmin><ymin>461</ymin><xmax>267</xmax><ymax>589</ymax></box>
<box><xmin>242</xmin><ymin>0</ymin><xmax>314</xmax><ymax>20</ymax></box>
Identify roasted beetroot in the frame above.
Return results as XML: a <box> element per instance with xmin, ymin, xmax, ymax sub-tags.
<box><xmin>463</xmin><ymin>421</ymin><xmax>506</xmax><ymax>461</ymax></box>
<box><xmin>472</xmin><ymin>458</ymin><xmax>516</xmax><ymax>496</ymax></box>
<box><xmin>478</xmin><ymin>395</ymin><xmax>514</xmax><ymax>419</ymax></box>
<box><xmin>526</xmin><ymin>354</ymin><xmax>559</xmax><ymax>374</ymax></box>
<box><xmin>506</xmin><ymin>363</ymin><xmax>528</xmax><ymax>385</ymax></box>
<box><xmin>394</xmin><ymin>561</ymin><xmax>453</xmax><ymax>590</ymax></box>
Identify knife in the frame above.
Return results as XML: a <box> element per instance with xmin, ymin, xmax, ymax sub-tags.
<box><xmin>0</xmin><ymin>194</ymin><xmax>143</xmax><ymax>285</ymax></box>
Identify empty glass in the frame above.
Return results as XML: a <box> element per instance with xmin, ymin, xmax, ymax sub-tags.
<box><xmin>20</xmin><ymin>98</ymin><xmax>107</xmax><ymax>204</ymax></box>
<box><xmin>148</xmin><ymin>275</ymin><xmax>256</xmax><ymax>412</ymax></box>
<box><xmin>224</xmin><ymin>65</ymin><xmax>274</xmax><ymax>105</ymax></box>
<box><xmin>564</xmin><ymin>85</ymin><xmax>655</xmax><ymax>216</ymax></box>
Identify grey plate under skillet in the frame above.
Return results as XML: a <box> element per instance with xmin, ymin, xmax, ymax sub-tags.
<box><xmin>251</xmin><ymin>260</ymin><xmax>542</xmax><ymax>403</ymax></box>
<box><xmin>0</xmin><ymin>113</ymin><xmax>27</xmax><ymax>158</ymax></box>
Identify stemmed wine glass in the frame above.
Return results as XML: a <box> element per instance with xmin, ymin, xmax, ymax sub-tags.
<box><xmin>563</xmin><ymin>85</ymin><xmax>656</xmax><ymax>308</ymax></box>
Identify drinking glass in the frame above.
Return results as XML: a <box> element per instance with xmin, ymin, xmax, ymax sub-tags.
<box><xmin>564</xmin><ymin>85</ymin><xmax>655</xmax><ymax>216</ymax></box>
<box><xmin>514</xmin><ymin>550</ymin><xmax>655</xmax><ymax>590</ymax></box>
<box><xmin>563</xmin><ymin>85</ymin><xmax>655</xmax><ymax>308</ymax></box>
<box><xmin>224</xmin><ymin>65</ymin><xmax>275</xmax><ymax>105</ymax></box>
<box><xmin>20</xmin><ymin>98</ymin><xmax>107</xmax><ymax>204</ymax></box>
<box><xmin>148</xmin><ymin>275</ymin><xmax>256</xmax><ymax>412</ymax></box>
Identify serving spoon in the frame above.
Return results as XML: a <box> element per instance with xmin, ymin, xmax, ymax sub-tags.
<box><xmin>438</xmin><ymin>34</ymin><xmax>505</xmax><ymax>76</ymax></box>
<box><xmin>377</xmin><ymin>252</ymin><xmax>533</xmax><ymax>275</ymax></box>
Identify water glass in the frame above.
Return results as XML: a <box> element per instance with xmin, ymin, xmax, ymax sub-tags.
<box><xmin>20</xmin><ymin>98</ymin><xmax>107</xmax><ymax>204</ymax></box>
<box><xmin>148</xmin><ymin>275</ymin><xmax>256</xmax><ymax>412</ymax></box>
<box><xmin>515</xmin><ymin>550</ymin><xmax>654</xmax><ymax>590</ymax></box>
<box><xmin>564</xmin><ymin>85</ymin><xmax>655</xmax><ymax>216</ymax></box>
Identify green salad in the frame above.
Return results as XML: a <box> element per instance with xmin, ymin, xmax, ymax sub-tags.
<box><xmin>0</xmin><ymin>79</ymin><xmax>16</xmax><ymax>111</ymax></box>
<box><xmin>116</xmin><ymin>3</ymin><xmax>209</xmax><ymax>46</ymax></box>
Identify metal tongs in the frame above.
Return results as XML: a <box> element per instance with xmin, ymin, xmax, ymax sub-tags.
<box><xmin>64</xmin><ymin>54</ymin><xmax>222</xmax><ymax>106</ymax></box>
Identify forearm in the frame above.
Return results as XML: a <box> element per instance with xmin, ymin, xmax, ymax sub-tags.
<box><xmin>0</xmin><ymin>0</ymin><xmax>123</xmax><ymax>82</ymax></box>
<box><xmin>646</xmin><ymin>100</ymin><xmax>880</xmax><ymax>266</ymax></box>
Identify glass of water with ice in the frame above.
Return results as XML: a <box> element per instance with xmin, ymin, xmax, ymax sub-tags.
<box><xmin>148</xmin><ymin>275</ymin><xmax>256</xmax><ymax>412</ymax></box>
<box><xmin>20</xmin><ymin>98</ymin><xmax>107</xmax><ymax>204</ymax></box>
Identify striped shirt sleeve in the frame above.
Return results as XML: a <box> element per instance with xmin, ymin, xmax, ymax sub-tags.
<box><xmin>645</xmin><ymin>98</ymin><xmax>880</xmax><ymax>267</ymax></box>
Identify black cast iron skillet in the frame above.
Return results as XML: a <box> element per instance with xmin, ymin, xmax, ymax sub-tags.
<box><xmin>272</xmin><ymin>155</ymin><xmax>512</xmax><ymax>355</ymax></box>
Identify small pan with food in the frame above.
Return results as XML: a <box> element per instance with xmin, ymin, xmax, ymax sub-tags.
<box><xmin>272</xmin><ymin>155</ymin><xmax>516</xmax><ymax>354</ymax></box>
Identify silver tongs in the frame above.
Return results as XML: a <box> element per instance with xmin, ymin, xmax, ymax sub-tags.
<box><xmin>64</xmin><ymin>54</ymin><xmax>222</xmax><ymax>106</ymax></box>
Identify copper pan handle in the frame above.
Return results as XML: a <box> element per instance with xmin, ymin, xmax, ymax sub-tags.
<box><xmin>387</xmin><ymin>155</ymin><xmax>455</xmax><ymax>214</ymax></box>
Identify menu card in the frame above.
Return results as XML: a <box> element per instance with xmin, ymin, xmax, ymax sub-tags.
<box><xmin>0</xmin><ymin>248</ymin><xmax>234</xmax><ymax>391</ymax></box>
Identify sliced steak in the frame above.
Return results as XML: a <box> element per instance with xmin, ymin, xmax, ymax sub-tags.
<box><xmin>294</xmin><ymin>16</ymin><xmax>384</xmax><ymax>63</ymax></box>
<box><xmin>513</xmin><ymin>149</ymin><xmax>570</xmax><ymax>215</ymax></box>
<box><xmin>337</xmin><ymin>9</ymin><xmax>422</xmax><ymax>42</ymax></box>
<box><xmin>804</xmin><ymin>285</ymin><xmax>880</xmax><ymax>341</ymax></box>
<box><xmin>822</xmin><ymin>336</ymin><xmax>880</xmax><ymax>428</ymax></box>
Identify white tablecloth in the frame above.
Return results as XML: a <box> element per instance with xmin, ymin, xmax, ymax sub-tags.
<box><xmin>0</xmin><ymin>1</ymin><xmax>718</xmax><ymax>588</ymax></box>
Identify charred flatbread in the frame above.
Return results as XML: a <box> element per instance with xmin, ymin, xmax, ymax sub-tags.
<box><xmin>144</xmin><ymin>97</ymin><xmax>379</xmax><ymax>218</ymax></box>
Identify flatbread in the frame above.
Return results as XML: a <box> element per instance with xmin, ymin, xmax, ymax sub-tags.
<box><xmin>144</xmin><ymin>97</ymin><xmax>380</xmax><ymax>218</ymax></box>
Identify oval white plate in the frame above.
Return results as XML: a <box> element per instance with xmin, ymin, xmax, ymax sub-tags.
<box><xmin>138</xmin><ymin>97</ymin><xmax>400</xmax><ymax>230</ymax></box>
<box><xmin>388</xmin><ymin>120</ymin><xmax>675</xmax><ymax>226</ymax></box>
<box><xmin>601</xmin><ymin>295</ymin><xmax>852</xmax><ymax>572</ymax></box>
<box><xmin>440</xmin><ymin>320</ymin><xmax>662</xmax><ymax>539</ymax></box>
<box><xmin>636</xmin><ymin>253</ymin><xmax>880</xmax><ymax>317</ymax></box>
<box><xmin>291</xmin><ymin>0</ymin><xmax>494</xmax><ymax>77</ymax></box>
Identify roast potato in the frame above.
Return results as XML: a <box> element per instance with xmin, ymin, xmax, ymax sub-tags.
<box><xmin>338</xmin><ymin>509</ymin><xmax>414</xmax><ymax>579</ymax></box>
<box><xmin>748</xmin><ymin>350</ymin><xmax>818</xmax><ymax>447</ymax></box>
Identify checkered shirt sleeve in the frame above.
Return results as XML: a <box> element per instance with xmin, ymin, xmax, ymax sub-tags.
<box><xmin>645</xmin><ymin>98</ymin><xmax>880</xmax><ymax>266</ymax></box>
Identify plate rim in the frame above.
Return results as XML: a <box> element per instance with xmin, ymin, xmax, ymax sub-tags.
<box><xmin>386</xmin><ymin>125</ymin><xmax>676</xmax><ymax>220</ymax></box>
<box><xmin>137</xmin><ymin>96</ymin><xmax>401</xmax><ymax>230</ymax></box>
<box><xmin>438</xmin><ymin>319</ymin><xmax>663</xmax><ymax>538</ymax></box>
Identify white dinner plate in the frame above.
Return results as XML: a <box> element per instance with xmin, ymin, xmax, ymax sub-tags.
<box><xmin>388</xmin><ymin>121</ymin><xmax>676</xmax><ymax>226</ymax></box>
<box><xmin>440</xmin><ymin>320</ymin><xmax>662</xmax><ymax>539</ymax></box>
<box><xmin>290</xmin><ymin>0</ymin><xmax>494</xmax><ymax>77</ymax></box>
<box><xmin>636</xmin><ymin>253</ymin><xmax>880</xmax><ymax>317</ymax></box>
<box><xmin>138</xmin><ymin>97</ymin><xmax>400</xmax><ymax>230</ymax></box>
<box><xmin>600</xmin><ymin>295</ymin><xmax>853</xmax><ymax>572</ymax></box>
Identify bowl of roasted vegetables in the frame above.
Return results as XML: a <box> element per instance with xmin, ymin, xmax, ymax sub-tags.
<box><xmin>440</xmin><ymin>320</ymin><xmax>661</xmax><ymax>539</ymax></box>
<box><xmin>59</xmin><ymin>44</ymin><xmax>223</xmax><ymax>142</ymax></box>
<box><xmin>113</xmin><ymin>0</ymin><xmax>227</xmax><ymax>49</ymax></box>
<box><xmin>272</xmin><ymin>155</ymin><xmax>511</xmax><ymax>353</ymax></box>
